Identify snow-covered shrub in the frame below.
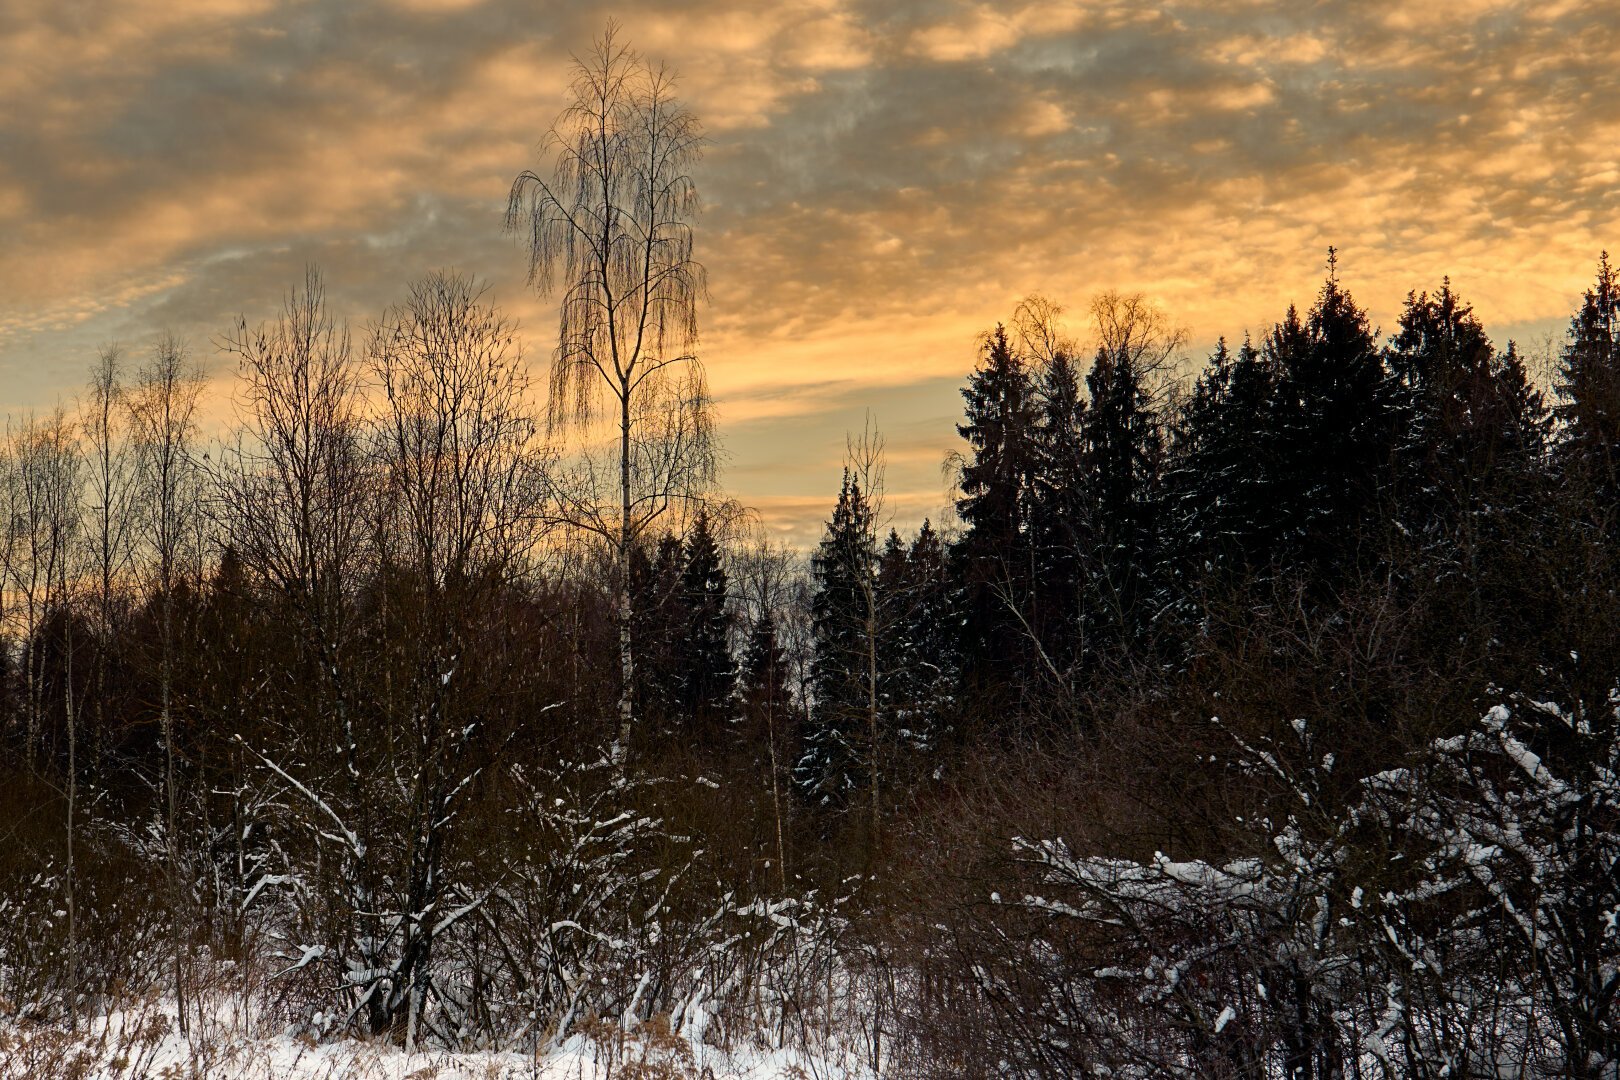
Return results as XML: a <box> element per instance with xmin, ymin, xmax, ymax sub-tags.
<box><xmin>920</xmin><ymin>692</ymin><xmax>1620</xmax><ymax>1078</ymax></box>
<box><xmin>471</xmin><ymin>754</ymin><xmax>828</xmax><ymax>1050</ymax></box>
<box><xmin>1363</xmin><ymin>694</ymin><xmax>1620</xmax><ymax>1078</ymax></box>
<box><xmin>0</xmin><ymin>834</ymin><xmax>167</xmax><ymax>1027</ymax></box>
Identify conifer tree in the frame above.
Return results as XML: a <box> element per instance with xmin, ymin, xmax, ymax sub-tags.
<box><xmin>676</xmin><ymin>511</ymin><xmax>735</xmax><ymax>739</ymax></box>
<box><xmin>629</xmin><ymin>533</ymin><xmax>684</xmax><ymax>735</ymax></box>
<box><xmin>740</xmin><ymin>611</ymin><xmax>793</xmax><ymax>744</ymax></box>
<box><xmin>956</xmin><ymin>326</ymin><xmax>1040</xmax><ymax>544</ymax></box>
<box><xmin>1263</xmin><ymin>252</ymin><xmax>1401</xmax><ymax>573</ymax></box>
<box><xmin>885</xmin><ymin>520</ymin><xmax>956</xmax><ymax>758</ymax></box>
<box><xmin>953</xmin><ymin>325</ymin><xmax>1040</xmax><ymax>695</ymax></box>
<box><xmin>1164</xmin><ymin>335</ymin><xmax>1278</xmax><ymax>579</ymax></box>
<box><xmin>796</xmin><ymin>470</ymin><xmax>877</xmax><ymax>808</ymax></box>
<box><xmin>1080</xmin><ymin>335</ymin><xmax>1165</xmax><ymax>649</ymax></box>
<box><xmin>739</xmin><ymin>609</ymin><xmax>795</xmax><ymax>885</ymax></box>
<box><xmin>1555</xmin><ymin>252</ymin><xmax>1620</xmax><ymax>502</ymax></box>
<box><xmin>1387</xmin><ymin>279</ymin><xmax>1548</xmax><ymax>539</ymax></box>
<box><xmin>1029</xmin><ymin>350</ymin><xmax>1088</xmax><ymax>670</ymax></box>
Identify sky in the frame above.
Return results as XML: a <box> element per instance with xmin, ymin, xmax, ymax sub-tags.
<box><xmin>2</xmin><ymin>0</ymin><xmax>1617</xmax><ymax>549</ymax></box>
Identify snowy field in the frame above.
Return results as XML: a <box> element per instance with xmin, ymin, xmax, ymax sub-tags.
<box><xmin>0</xmin><ymin>999</ymin><xmax>876</xmax><ymax>1079</ymax></box>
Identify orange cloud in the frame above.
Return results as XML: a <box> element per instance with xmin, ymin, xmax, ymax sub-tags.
<box><xmin>1</xmin><ymin>0</ymin><xmax>1617</xmax><ymax>544</ymax></box>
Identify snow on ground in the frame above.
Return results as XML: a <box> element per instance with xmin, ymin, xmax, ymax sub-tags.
<box><xmin>129</xmin><ymin>1033</ymin><xmax>854</xmax><ymax>1079</ymax></box>
<box><xmin>1</xmin><ymin>1000</ymin><xmax>876</xmax><ymax>1079</ymax></box>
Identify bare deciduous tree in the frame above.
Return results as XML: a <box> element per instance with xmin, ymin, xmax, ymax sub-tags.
<box><xmin>81</xmin><ymin>347</ymin><xmax>135</xmax><ymax>776</ymax></box>
<box><xmin>215</xmin><ymin>267</ymin><xmax>371</xmax><ymax>943</ymax></box>
<box><xmin>127</xmin><ymin>332</ymin><xmax>204</xmax><ymax>1037</ymax></box>
<box><xmin>366</xmin><ymin>270</ymin><xmax>547</xmax><ymax>1044</ymax></box>
<box><xmin>506</xmin><ymin>21</ymin><xmax>711</xmax><ymax>765</ymax></box>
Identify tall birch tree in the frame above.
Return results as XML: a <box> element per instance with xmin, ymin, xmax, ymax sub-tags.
<box><xmin>506</xmin><ymin>22</ymin><xmax>710</xmax><ymax>766</ymax></box>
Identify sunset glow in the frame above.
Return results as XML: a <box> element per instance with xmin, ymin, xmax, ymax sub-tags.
<box><xmin>3</xmin><ymin>0</ymin><xmax>1616</xmax><ymax>545</ymax></box>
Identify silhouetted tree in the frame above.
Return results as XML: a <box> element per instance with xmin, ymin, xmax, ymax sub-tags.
<box><xmin>1555</xmin><ymin>252</ymin><xmax>1620</xmax><ymax>505</ymax></box>
<box><xmin>796</xmin><ymin>470</ymin><xmax>877</xmax><ymax>811</ymax></box>
<box><xmin>1388</xmin><ymin>279</ymin><xmax>1549</xmax><ymax>540</ymax></box>
<box><xmin>1262</xmin><ymin>253</ymin><xmax>1402</xmax><ymax>576</ymax></box>
<box><xmin>675</xmin><ymin>511</ymin><xmax>734</xmax><ymax>740</ymax></box>
<box><xmin>953</xmin><ymin>325</ymin><xmax>1039</xmax><ymax>700</ymax></box>
<box><xmin>507</xmin><ymin>23</ymin><xmax>711</xmax><ymax>766</ymax></box>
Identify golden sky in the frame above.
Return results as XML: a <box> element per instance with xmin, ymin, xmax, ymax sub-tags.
<box><xmin>2</xmin><ymin>0</ymin><xmax>1617</xmax><ymax>548</ymax></box>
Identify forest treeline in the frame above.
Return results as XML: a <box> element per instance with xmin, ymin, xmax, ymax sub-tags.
<box><xmin>0</xmin><ymin>247</ymin><xmax>1615</xmax><ymax>1077</ymax></box>
<box><xmin>4</xmin><ymin>26</ymin><xmax>1620</xmax><ymax>1080</ymax></box>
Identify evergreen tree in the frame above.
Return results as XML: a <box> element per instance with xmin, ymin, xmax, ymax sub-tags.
<box><xmin>1029</xmin><ymin>350</ymin><xmax>1088</xmax><ymax>671</ymax></box>
<box><xmin>891</xmin><ymin>520</ymin><xmax>956</xmax><ymax>757</ymax></box>
<box><xmin>674</xmin><ymin>511</ymin><xmax>734</xmax><ymax>740</ymax></box>
<box><xmin>875</xmin><ymin>526</ymin><xmax>911</xmax><ymax>728</ymax></box>
<box><xmin>1263</xmin><ymin>252</ymin><xmax>1402</xmax><ymax>573</ymax></box>
<box><xmin>1555</xmin><ymin>252</ymin><xmax>1620</xmax><ymax>501</ymax></box>
<box><xmin>739</xmin><ymin>611</ymin><xmax>793</xmax><ymax>743</ymax></box>
<box><xmin>1164</xmin><ymin>335</ymin><xmax>1278</xmax><ymax>580</ymax></box>
<box><xmin>739</xmin><ymin>608</ymin><xmax>797</xmax><ymax>882</ymax></box>
<box><xmin>956</xmin><ymin>325</ymin><xmax>1040</xmax><ymax>543</ymax></box>
<box><xmin>1387</xmin><ymin>279</ymin><xmax>1548</xmax><ymax>538</ymax></box>
<box><xmin>796</xmin><ymin>471</ymin><xmax>878</xmax><ymax>808</ymax></box>
<box><xmin>629</xmin><ymin>533</ymin><xmax>684</xmax><ymax>734</ymax></box>
<box><xmin>1081</xmin><ymin>335</ymin><xmax>1165</xmax><ymax>649</ymax></box>
<box><xmin>953</xmin><ymin>325</ymin><xmax>1040</xmax><ymax>696</ymax></box>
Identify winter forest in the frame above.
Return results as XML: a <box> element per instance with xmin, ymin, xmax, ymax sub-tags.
<box><xmin>4</xmin><ymin>22</ymin><xmax>1620</xmax><ymax>1080</ymax></box>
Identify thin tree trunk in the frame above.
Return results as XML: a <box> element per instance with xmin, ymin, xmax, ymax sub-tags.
<box><xmin>64</xmin><ymin>582</ymin><xmax>77</xmax><ymax>1028</ymax></box>
<box><xmin>866</xmin><ymin>583</ymin><xmax>880</xmax><ymax>859</ymax></box>
<box><xmin>616</xmin><ymin>393</ymin><xmax>633</xmax><ymax>767</ymax></box>
<box><xmin>765</xmin><ymin>666</ymin><xmax>787</xmax><ymax>891</ymax></box>
<box><xmin>163</xmin><ymin>572</ymin><xmax>188</xmax><ymax>1036</ymax></box>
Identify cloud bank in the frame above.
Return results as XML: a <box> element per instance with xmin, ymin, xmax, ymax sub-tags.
<box><xmin>2</xmin><ymin>0</ymin><xmax>1616</xmax><ymax>545</ymax></box>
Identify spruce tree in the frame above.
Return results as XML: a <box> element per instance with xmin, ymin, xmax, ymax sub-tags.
<box><xmin>740</xmin><ymin>611</ymin><xmax>793</xmax><ymax>743</ymax></box>
<box><xmin>953</xmin><ymin>325</ymin><xmax>1040</xmax><ymax>697</ymax></box>
<box><xmin>1388</xmin><ymin>279</ymin><xmax>1548</xmax><ymax>539</ymax></box>
<box><xmin>629</xmin><ymin>533</ymin><xmax>684</xmax><ymax>735</ymax></box>
<box><xmin>1164</xmin><ymin>335</ymin><xmax>1278</xmax><ymax>580</ymax></box>
<box><xmin>796</xmin><ymin>471</ymin><xmax>877</xmax><ymax>807</ymax></box>
<box><xmin>676</xmin><ymin>511</ymin><xmax>735</xmax><ymax>740</ymax></box>
<box><xmin>740</xmin><ymin>609</ymin><xmax>796</xmax><ymax>882</ymax></box>
<box><xmin>1555</xmin><ymin>252</ymin><xmax>1620</xmax><ymax>502</ymax></box>
<box><xmin>1081</xmin><ymin>335</ymin><xmax>1165</xmax><ymax>649</ymax></box>
<box><xmin>1029</xmin><ymin>350</ymin><xmax>1088</xmax><ymax>670</ymax></box>
<box><xmin>894</xmin><ymin>520</ymin><xmax>956</xmax><ymax>756</ymax></box>
<box><xmin>1264</xmin><ymin>252</ymin><xmax>1401</xmax><ymax>573</ymax></box>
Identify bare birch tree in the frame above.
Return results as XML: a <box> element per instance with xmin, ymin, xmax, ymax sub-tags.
<box><xmin>6</xmin><ymin>411</ymin><xmax>82</xmax><ymax>761</ymax></box>
<box><xmin>506</xmin><ymin>21</ymin><xmax>710</xmax><ymax>765</ymax></box>
<box><xmin>4</xmin><ymin>408</ymin><xmax>87</xmax><ymax>1017</ymax></box>
<box><xmin>127</xmin><ymin>332</ymin><xmax>204</xmax><ymax>1037</ymax></box>
<box><xmin>81</xmin><ymin>347</ymin><xmax>135</xmax><ymax>777</ymax></box>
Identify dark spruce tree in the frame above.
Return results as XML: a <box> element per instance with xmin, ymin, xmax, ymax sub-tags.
<box><xmin>1163</xmin><ymin>334</ymin><xmax>1279</xmax><ymax>584</ymax></box>
<box><xmin>1386</xmin><ymin>279</ymin><xmax>1549</xmax><ymax>544</ymax></box>
<box><xmin>1029</xmin><ymin>349</ymin><xmax>1088</xmax><ymax>673</ymax></box>
<box><xmin>1079</xmin><ymin>334</ymin><xmax>1166</xmax><ymax>654</ymax></box>
<box><xmin>629</xmin><ymin>533</ymin><xmax>685</xmax><ymax>737</ymax></box>
<box><xmin>875</xmin><ymin>527</ymin><xmax>911</xmax><ymax>739</ymax></box>
<box><xmin>1555</xmin><ymin>252</ymin><xmax>1620</xmax><ymax>506</ymax></box>
<box><xmin>739</xmin><ymin>610</ymin><xmax>794</xmax><ymax>754</ymax></box>
<box><xmin>892</xmin><ymin>520</ymin><xmax>956</xmax><ymax>759</ymax></box>
<box><xmin>952</xmin><ymin>324</ymin><xmax>1040</xmax><ymax>704</ymax></box>
<box><xmin>872</xmin><ymin>522</ymin><xmax>956</xmax><ymax>771</ymax></box>
<box><xmin>739</xmin><ymin>606</ymin><xmax>797</xmax><ymax>863</ymax></box>
<box><xmin>796</xmin><ymin>470</ymin><xmax>878</xmax><ymax>809</ymax></box>
<box><xmin>1262</xmin><ymin>252</ymin><xmax>1402</xmax><ymax>575</ymax></box>
<box><xmin>675</xmin><ymin>511</ymin><xmax>735</xmax><ymax>743</ymax></box>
